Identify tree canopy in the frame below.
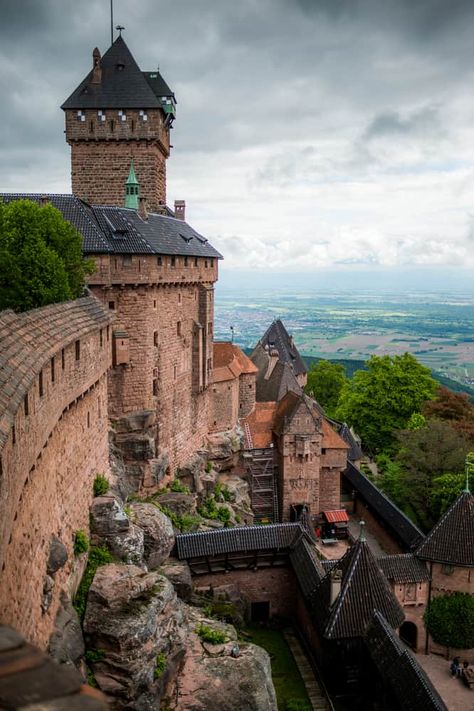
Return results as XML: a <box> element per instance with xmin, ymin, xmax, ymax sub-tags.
<box><xmin>424</xmin><ymin>593</ymin><xmax>474</xmax><ymax>650</ymax></box>
<box><xmin>335</xmin><ymin>353</ymin><xmax>437</xmax><ymax>452</ymax></box>
<box><xmin>0</xmin><ymin>199</ymin><xmax>93</xmax><ymax>312</ymax></box>
<box><xmin>304</xmin><ymin>359</ymin><xmax>348</xmax><ymax>417</ymax></box>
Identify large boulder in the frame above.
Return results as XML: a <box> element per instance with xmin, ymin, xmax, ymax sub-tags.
<box><xmin>47</xmin><ymin>535</ymin><xmax>68</xmax><ymax>575</ymax></box>
<box><xmin>48</xmin><ymin>593</ymin><xmax>85</xmax><ymax>667</ymax></box>
<box><xmin>160</xmin><ymin>559</ymin><xmax>193</xmax><ymax>601</ymax></box>
<box><xmin>177</xmin><ymin>454</ymin><xmax>206</xmax><ymax>492</ymax></box>
<box><xmin>171</xmin><ymin>615</ymin><xmax>276</xmax><ymax>711</ymax></box>
<box><xmin>90</xmin><ymin>496</ymin><xmax>144</xmax><ymax>565</ymax></box>
<box><xmin>83</xmin><ymin>564</ymin><xmax>186</xmax><ymax>710</ymax></box>
<box><xmin>129</xmin><ymin>503</ymin><xmax>175</xmax><ymax>568</ymax></box>
<box><xmin>157</xmin><ymin>493</ymin><xmax>196</xmax><ymax>517</ymax></box>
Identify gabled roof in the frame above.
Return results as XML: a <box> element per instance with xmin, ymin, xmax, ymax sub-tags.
<box><xmin>254</xmin><ymin>319</ymin><xmax>307</xmax><ymax>377</ymax></box>
<box><xmin>61</xmin><ymin>36</ymin><xmax>173</xmax><ymax>110</ymax></box>
<box><xmin>241</xmin><ymin>401</ymin><xmax>278</xmax><ymax>449</ymax></box>
<box><xmin>416</xmin><ymin>490</ymin><xmax>474</xmax><ymax>567</ymax></box>
<box><xmin>344</xmin><ymin>462</ymin><xmax>425</xmax><ymax>551</ymax></box>
<box><xmin>213</xmin><ymin>342</ymin><xmax>257</xmax><ymax>383</ymax></box>
<box><xmin>321</xmin><ymin>418</ymin><xmax>349</xmax><ymax>450</ymax></box>
<box><xmin>377</xmin><ymin>554</ymin><xmax>430</xmax><ymax>583</ymax></box>
<box><xmin>273</xmin><ymin>392</ymin><xmax>321</xmax><ymax>436</ymax></box>
<box><xmin>0</xmin><ymin>195</ymin><xmax>222</xmax><ymax>260</ymax></box>
<box><xmin>255</xmin><ymin>359</ymin><xmax>302</xmax><ymax>402</ymax></box>
<box><xmin>319</xmin><ymin>531</ymin><xmax>404</xmax><ymax>640</ymax></box>
<box><xmin>175</xmin><ymin>523</ymin><xmax>306</xmax><ymax>559</ymax></box>
<box><xmin>365</xmin><ymin>612</ymin><xmax>447</xmax><ymax>711</ymax></box>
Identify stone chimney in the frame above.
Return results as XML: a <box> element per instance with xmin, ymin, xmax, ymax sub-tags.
<box><xmin>174</xmin><ymin>200</ymin><xmax>186</xmax><ymax>220</ymax></box>
<box><xmin>92</xmin><ymin>47</ymin><xmax>102</xmax><ymax>84</ymax></box>
<box><xmin>138</xmin><ymin>196</ymin><xmax>148</xmax><ymax>221</ymax></box>
<box><xmin>330</xmin><ymin>567</ymin><xmax>342</xmax><ymax>606</ymax></box>
<box><xmin>264</xmin><ymin>348</ymin><xmax>279</xmax><ymax>380</ymax></box>
<box><xmin>39</xmin><ymin>195</ymin><xmax>49</xmax><ymax>207</ymax></box>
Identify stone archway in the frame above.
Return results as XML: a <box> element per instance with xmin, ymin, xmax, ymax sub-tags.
<box><xmin>399</xmin><ymin>621</ymin><xmax>418</xmax><ymax>650</ymax></box>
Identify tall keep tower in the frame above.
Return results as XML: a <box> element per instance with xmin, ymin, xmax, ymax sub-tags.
<box><xmin>62</xmin><ymin>36</ymin><xmax>176</xmax><ymax>210</ymax></box>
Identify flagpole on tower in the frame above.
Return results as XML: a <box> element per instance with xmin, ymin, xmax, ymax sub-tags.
<box><xmin>110</xmin><ymin>0</ymin><xmax>114</xmax><ymax>45</ymax></box>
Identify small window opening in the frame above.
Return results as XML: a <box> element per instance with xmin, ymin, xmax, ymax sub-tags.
<box><xmin>205</xmin><ymin>259</ymin><xmax>208</xmax><ymax>268</ymax></box>
<box><xmin>184</xmin><ymin>256</ymin><xmax>188</xmax><ymax>267</ymax></box>
<box><xmin>89</xmin><ymin>119</ymin><xmax>94</xmax><ymax>133</ymax></box>
<box><xmin>122</xmin><ymin>255</ymin><xmax>132</xmax><ymax>266</ymax></box>
<box><xmin>100</xmin><ymin>329</ymin><xmax>103</xmax><ymax>347</ymax></box>
<box><xmin>51</xmin><ymin>357</ymin><xmax>55</xmax><ymax>383</ymax></box>
<box><xmin>107</xmin><ymin>325</ymin><xmax>110</xmax><ymax>341</ymax></box>
<box><xmin>12</xmin><ymin>425</ymin><xmax>16</xmax><ymax>445</ymax></box>
<box><xmin>154</xmin><ymin>331</ymin><xmax>158</xmax><ymax>346</ymax></box>
<box><xmin>194</xmin><ymin>257</ymin><xmax>198</xmax><ymax>267</ymax></box>
<box><xmin>157</xmin><ymin>256</ymin><xmax>162</xmax><ymax>266</ymax></box>
<box><xmin>110</xmin><ymin>119</ymin><xmax>115</xmax><ymax>132</ymax></box>
<box><xmin>173</xmin><ymin>365</ymin><xmax>177</xmax><ymax>380</ymax></box>
<box><xmin>153</xmin><ymin>379</ymin><xmax>158</xmax><ymax>396</ymax></box>
<box><xmin>153</xmin><ymin>299</ymin><xmax>157</xmax><ymax>309</ymax></box>
<box><xmin>109</xmin><ymin>301</ymin><xmax>115</xmax><ymax>310</ymax></box>
<box><xmin>177</xmin><ymin>321</ymin><xmax>182</xmax><ymax>336</ymax></box>
<box><xmin>87</xmin><ymin>412</ymin><xmax>90</xmax><ymax>428</ymax></box>
<box><xmin>24</xmin><ymin>394</ymin><xmax>29</xmax><ymax>416</ymax></box>
<box><xmin>39</xmin><ymin>371</ymin><xmax>44</xmax><ymax>397</ymax></box>
<box><xmin>75</xmin><ymin>340</ymin><xmax>80</xmax><ymax>361</ymax></box>
<box><xmin>178</xmin><ymin>293</ymin><xmax>182</xmax><ymax>304</ymax></box>
<box><xmin>171</xmin><ymin>256</ymin><xmax>176</xmax><ymax>267</ymax></box>
<box><xmin>61</xmin><ymin>348</ymin><xmax>65</xmax><ymax>370</ymax></box>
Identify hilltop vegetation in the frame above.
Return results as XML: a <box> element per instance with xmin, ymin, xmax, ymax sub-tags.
<box><xmin>0</xmin><ymin>199</ymin><xmax>93</xmax><ymax>312</ymax></box>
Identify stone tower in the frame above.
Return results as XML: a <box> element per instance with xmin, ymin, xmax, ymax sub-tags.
<box><xmin>62</xmin><ymin>36</ymin><xmax>176</xmax><ymax>211</ymax></box>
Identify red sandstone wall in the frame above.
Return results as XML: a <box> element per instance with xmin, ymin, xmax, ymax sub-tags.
<box><xmin>392</xmin><ymin>581</ymin><xmax>429</xmax><ymax>653</ymax></box>
<box><xmin>195</xmin><ymin>567</ymin><xmax>297</xmax><ymax>619</ymax></box>
<box><xmin>353</xmin><ymin>498</ymin><xmax>404</xmax><ymax>554</ymax></box>
<box><xmin>430</xmin><ymin>562</ymin><xmax>473</xmax><ymax>597</ymax></box>
<box><xmin>0</xmin><ymin>326</ymin><xmax>111</xmax><ymax>648</ymax></box>
<box><xmin>211</xmin><ymin>379</ymin><xmax>239</xmax><ymax>432</ymax></box>
<box><xmin>238</xmin><ymin>373</ymin><xmax>256</xmax><ymax>418</ymax></box>
<box><xmin>65</xmin><ymin>108</ymin><xmax>170</xmax><ymax>209</ymax></box>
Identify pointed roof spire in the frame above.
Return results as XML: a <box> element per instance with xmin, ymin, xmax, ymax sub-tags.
<box><xmin>124</xmin><ymin>160</ymin><xmax>140</xmax><ymax>209</ymax></box>
<box><xmin>359</xmin><ymin>519</ymin><xmax>366</xmax><ymax>542</ymax></box>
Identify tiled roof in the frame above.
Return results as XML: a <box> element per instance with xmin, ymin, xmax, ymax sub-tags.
<box><xmin>241</xmin><ymin>402</ymin><xmax>278</xmax><ymax>449</ymax></box>
<box><xmin>0</xmin><ymin>195</ymin><xmax>223</xmax><ymax>259</ymax></box>
<box><xmin>378</xmin><ymin>554</ymin><xmax>430</xmax><ymax>583</ymax></box>
<box><xmin>256</xmin><ymin>320</ymin><xmax>307</xmax><ymax>377</ymax></box>
<box><xmin>321</xmin><ymin>418</ymin><xmax>349</xmax><ymax>450</ymax></box>
<box><xmin>416</xmin><ymin>490</ymin><xmax>474</xmax><ymax>566</ymax></box>
<box><xmin>61</xmin><ymin>36</ymin><xmax>172</xmax><ymax>110</ymax></box>
<box><xmin>0</xmin><ymin>625</ymin><xmax>107</xmax><ymax>709</ymax></box>
<box><xmin>273</xmin><ymin>392</ymin><xmax>321</xmax><ymax>436</ymax></box>
<box><xmin>0</xmin><ymin>296</ymin><xmax>111</xmax><ymax>449</ymax></box>
<box><xmin>320</xmin><ymin>536</ymin><xmax>404</xmax><ymax>640</ymax></box>
<box><xmin>213</xmin><ymin>342</ymin><xmax>258</xmax><ymax>383</ymax></box>
<box><xmin>365</xmin><ymin>612</ymin><xmax>447</xmax><ymax>711</ymax></box>
<box><xmin>254</xmin><ymin>357</ymin><xmax>303</xmax><ymax>402</ymax></box>
<box><xmin>290</xmin><ymin>537</ymin><xmax>325</xmax><ymax>600</ymax></box>
<box><xmin>344</xmin><ymin>463</ymin><xmax>425</xmax><ymax>551</ymax></box>
<box><xmin>175</xmin><ymin>523</ymin><xmax>305</xmax><ymax>559</ymax></box>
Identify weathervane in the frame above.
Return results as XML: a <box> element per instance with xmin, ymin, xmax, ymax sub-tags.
<box><xmin>230</xmin><ymin>325</ymin><xmax>235</xmax><ymax>343</ymax></box>
<box><xmin>116</xmin><ymin>25</ymin><xmax>125</xmax><ymax>36</ymax></box>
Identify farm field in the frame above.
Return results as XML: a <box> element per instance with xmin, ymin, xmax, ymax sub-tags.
<box><xmin>214</xmin><ymin>288</ymin><xmax>474</xmax><ymax>388</ymax></box>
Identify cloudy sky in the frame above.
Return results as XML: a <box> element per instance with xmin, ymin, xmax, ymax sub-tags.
<box><xmin>2</xmin><ymin>0</ymin><xmax>474</xmax><ymax>275</ymax></box>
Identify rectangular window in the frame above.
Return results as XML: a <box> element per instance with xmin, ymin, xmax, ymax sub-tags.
<box><xmin>157</xmin><ymin>256</ymin><xmax>162</xmax><ymax>266</ymax></box>
<box><xmin>51</xmin><ymin>357</ymin><xmax>55</xmax><ymax>383</ymax></box>
<box><xmin>173</xmin><ymin>365</ymin><xmax>177</xmax><ymax>380</ymax></box>
<box><xmin>171</xmin><ymin>256</ymin><xmax>176</xmax><ymax>267</ymax></box>
<box><xmin>194</xmin><ymin>257</ymin><xmax>198</xmax><ymax>267</ymax></box>
<box><xmin>210</xmin><ymin>258</ymin><xmax>214</xmax><ymax>267</ymax></box>
<box><xmin>100</xmin><ymin>329</ymin><xmax>103</xmax><ymax>347</ymax></box>
<box><xmin>184</xmin><ymin>256</ymin><xmax>188</xmax><ymax>267</ymax></box>
<box><xmin>178</xmin><ymin>293</ymin><xmax>182</xmax><ymax>305</ymax></box>
<box><xmin>153</xmin><ymin>378</ymin><xmax>158</xmax><ymax>396</ymax></box>
<box><xmin>107</xmin><ymin>325</ymin><xmax>110</xmax><ymax>341</ymax></box>
<box><xmin>109</xmin><ymin>301</ymin><xmax>115</xmax><ymax>310</ymax></box>
<box><xmin>154</xmin><ymin>331</ymin><xmax>158</xmax><ymax>347</ymax></box>
<box><xmin>61</xmin><ymin>348</ymin><xmax>65</xmax><ymax>370</ymax></box>
<box><xmin>205</xmin><ymin>260</ymin><xmax>208</xmax><ymax>268</ymax></box>
<box><xmin>75</xmin><ymin>340</ymin><xmax>80</xmax><ymax>361</ymax></box>
<box><xmin>177</xmin><ymin>321</ymin><xmax>182</xmax><ymax>336</ymax></box>
<box><xmin>24</xmin><ymin>394</ymin><xmax>29</xmax><ymax>416</ymax></box>
<box><xmin>12</xmin><ymin>425</ymin><xmax>16</xmax><ymax>445</ymax></box>
<box><xmin>39</xmin><ymin>371</ymin><xmax>44</xmax><ymax>397</ymax></box>
<box><xmin>122</xmin><ymin>255</ymin><xmax>132</xmax><ymax>266</ymax></box>
<box><xmin>87</xmin><ymin>412</ymin><xmax>90</xmax><ymax>428</ymax></box>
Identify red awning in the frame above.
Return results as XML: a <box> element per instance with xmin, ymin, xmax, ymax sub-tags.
<box><xmin>323</xmin><ymin>509</ymin><xmax>349</xmax><ymax>523</ymax></box>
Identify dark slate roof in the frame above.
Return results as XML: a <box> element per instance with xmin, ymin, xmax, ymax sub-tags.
<box><xmin>61</xmin><ymin>36</ymin><xmax>172</xmax><ymax>110</ymax></box>
<box><xmin>255</xmin><ymin>358</ymin><xmax>303</xmax><ymax>403</ymax></box>
<box><xmin>378</xmin><ymin>554</ymin><xmax>430</xmax><ymax>583</ymax></box>
<box><xmin>0</xmin><ymin>195</ymin><xmax>222</xmax><ymax>259</ymax></box>
<box><xmin>344</xmin><ymin>462</ymin><xmax>425</xmax><ymax>551</ymax></box>
<box><xmin>273</xmin><ymin>392</ymin><xmax>321</xmax><ymax>436</ymax></box>
<box><xmin>254</xmin><ymin>320</ymin><xmax>307</xmax><ymax>378</ymax></box>
<box><xmin>320</xmin><ymin>536</ymin><xmax>404</xmax><ymax>640</ymax></box>
<box><xmin>176</xmin><ymin>523</ymin><xmax>305</xmax><ymax>559</ymax></box>
<box><xmin>290</xmin><ymin>537</ymin><xmax>325</xmax><ymax>600</ymax></box>
<box><xmin>416</xmin><ymin>490</ymin><xmax>474</xmax><ymax>567</ymax></box>
<box><xmin>0</xmin><ymin>296</ymin><xmax>111</xmax><ymax>449</ymax></box>
<box><xmin>365</xmin><ymin>612</ymin><xmax>447</xmax><ymax>711</ymax></box>
<box><xmin>335</xmin><ymin>422</ymin><xmax>363</xmax><ymax>461</ymax></box>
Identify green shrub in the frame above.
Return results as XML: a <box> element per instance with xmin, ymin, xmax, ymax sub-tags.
<box><xmin>154</xmin><ymin>652</ymin><xmax>167</xmax><ymax>679</ymax></box>
<box><xmin>203</xmin><ymin>599</ymin><xmax>239</xmax><ymax>623</ymax></box>
<box><xmin>93</xmin><ymin>474</ymin><xmax>109</xmax><ymax>497</ymax></box>
<box><xmin>85</xmin><ymin>649</ymin><xmax>105</xmax><ymax>664</ymax></box>
<box><xmin>156</xmin><ymin>504</ymin><xmax>200</xmax><ymax>532</ymax></box>
<box><xmin>73</xmin><ymin>545</ymin><xmax>113</xmax><ymax>619</ymax></box>
<box><xmin>73</xmin><ymin>530</ymin><xmax>89</xmax><ymax>556</ymax></box>
<box><xmin>205</xmin><ymin>461</ymin><xmax>212</xmax><ymax>473</ymax></box>
<box><xmin>170</xmin><ymin>479</ymin><xmax>190</xmax><ymax>494</ymax></box>
<box><xmin>196</xmin><ymin>623</ymin><xmax>227</xmax><ymax>645</ymax></box>
<box><xmin>424</xmin><ymin>592</ymin><xmax>474</xmax><ymax>649</ymax></box>
<box><xmin>217</xmin><ymin>506</ymin><xmax>231</xmax><ymax>526</ymax></box>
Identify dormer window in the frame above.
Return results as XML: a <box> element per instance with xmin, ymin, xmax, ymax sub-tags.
<box><xmin>118</xmin><ymin>110</ymin><xmax>127</xmax><ymax>122</ymax></box>
<box><xmin>77</xmin><ymin>110</ymin><xmax>85</xmax><ymax>122</ymax></box>
<box><xmin>139</xmin><ymin>109</ymin><xmax>148</xmax><ymax>122</ymax></box>
<box><xmin>97</xmin><ymin>110</ymin><xmax>106</xmax><ymax>122</ymax></box>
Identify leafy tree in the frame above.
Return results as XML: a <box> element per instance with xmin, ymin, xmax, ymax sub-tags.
<box><xmin>0</xmin><ymin>199</ymin><xmax>93</xmax><ymax>312</ymax></box>
<box><xmin>430</xmin><ymin>472</ymin><xmax>466</xmax><ymax>521</ymax></box>
<box><xmin>335</xmin><ymin>353</ymin><xmax>437</xmax><ymax>453</ymax></box>
<box><xmin>423</xmin><ymin>386</ymin><xmax>474</xmax><ymax>441</ymax></box>
<box><xmin>424</xmin><ymin>593</ymin><xmax>474</xmax><ymax>649</ymax></box>
<box><xmin>305</xmin><ymin>359</ymin><xmax>348</xmax><ymax>416</ymax></box>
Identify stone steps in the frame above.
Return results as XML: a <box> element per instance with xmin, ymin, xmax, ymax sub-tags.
<box><xmin>283</xmin><ymin>628</ymin><xmax>331</xmax><ymax>711</ymax></box>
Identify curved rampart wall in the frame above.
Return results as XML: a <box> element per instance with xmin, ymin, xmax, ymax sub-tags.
<box><xmin>0</xmin><ymin>297</ymin><xmax>112</xmax><ymax>647</ymax></box>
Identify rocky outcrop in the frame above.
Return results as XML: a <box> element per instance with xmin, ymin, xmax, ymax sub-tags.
<box><xmin>83</xmin><ymin>564</ymin><xmax>186</xmax><ymax>710</ymax></box>
<box><xmin>169</xmin><ymin>613</ymin><xmax>277</xmax><ymax>711</ymax></box>
<box><xmin>47</xmin><ymin>535</ymin><xmax>68</xmax><ymax>575</ymax></box>
<box><xmin>49</xmin><ymin>592</ymin><xmax>85</xmax><ymax>667</ymax></box>
<box><xmin>160</xmin><ymin>559</ymin><xmax>193</xmax><ymax>601</ymax></box>
<box><xmin>90</xmin><ymin>496</ymin><xmax>144</xmax><ymax>565</ymax></box>
<box><xmin>157</xmin><ymin>492</ymin><xmax>196</xmax><ymax>517</ymax></box>
<box><xmin>129</xmin><ymin>503</ymin><xmax>175</xmax><ymax>569</ymax></box>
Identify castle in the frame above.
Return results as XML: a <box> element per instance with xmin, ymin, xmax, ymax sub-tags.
<box><xmin>0</xmin><ymin>34</ymin><xmax>472</xmax><ymax>710</ymax></box>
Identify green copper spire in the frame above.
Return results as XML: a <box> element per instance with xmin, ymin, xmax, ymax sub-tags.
<box><xmin>124</xmin><ymin>159</ymin><xmax>140</xmax><ymax>209</ymax></box>
<box><xmin>464</xmin><ymin>452</ymin><xmax>474</xmax><ymax>493</ymax></box>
